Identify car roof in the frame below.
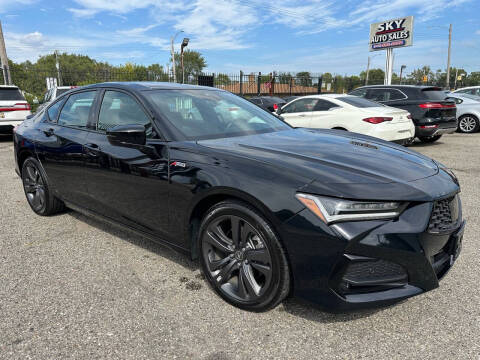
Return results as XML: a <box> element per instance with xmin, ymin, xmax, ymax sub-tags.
<box><xmin>453</xmin><ymin>86</ymin><xmax>480</xmax><ymax>91</ymax></box>
<box><xmin>0</xmin><ymin>85</ymin><xmax>19</xmax><ymax>89</ymax></box>
<box><xmin>357</xmin><ymin>85</ymin><xmax>441</xmax><ymax>89</ymax></box>
<box><xmin>296</xmin><ymin>94</ymin><xmax>351</xmax><ymax>99</ymax></box>
<box><xmin>78</xmin><ymin>81</ymin><xmax>224</xmax><ymax>92</ymax></box>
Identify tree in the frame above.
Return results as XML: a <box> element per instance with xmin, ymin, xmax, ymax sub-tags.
<box><xmin>171</xmin><ymin>50</ymin><xmax>207</xmax><ymax>82</ymax></box>
<box><xmin>216</xmin><ymin>73</ymin><xmax>231</xmax><ymax>85</ymax></box>
<box><xmin>296</xmin><ymin>71</ymin><xmax>312</xmax><ymax>87</ymax></box>
<box><xmin>359</xmin><ymin>68</ymin><xmax>384</xmax><ymax>85</ymax></box>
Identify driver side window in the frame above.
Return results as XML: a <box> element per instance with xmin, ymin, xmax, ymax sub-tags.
<box><xmin>283</xmin><ymin>98</ymin><xmax>319</xmax><ymax>113</ymax></box>
<box><xmin>98</xmin><ymin>90</ymin><xmax>152</xmax><ymax>136</ymax></box>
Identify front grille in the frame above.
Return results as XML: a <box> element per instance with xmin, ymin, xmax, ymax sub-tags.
<box><xmin>428</xmin><ymin>195</ymin><xmax>460</xmax><ymax>233</ymax></box>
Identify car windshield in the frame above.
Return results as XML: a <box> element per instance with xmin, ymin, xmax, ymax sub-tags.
<box><xmin>145</xmin><ymin>89</ymin><xmax>291</xmax><ymax>140</ymax></box>
<box><xmin>421</xmin><ymin>88</ymin><xmax>447</xmax><ymax>100</ymax></box>
<box><xmin>337</xmin><ymin>96</ymin><xmax>383</xmax><ymax>108</ymax></box>
<box><xmin>0</xmin><ymin>87</ymin><xmax>25</xmax><ymax>101</ymax></box>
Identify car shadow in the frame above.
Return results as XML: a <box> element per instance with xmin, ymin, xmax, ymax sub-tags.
<box><xmin>280</xmin><ymin>297</ymin><xmax>392</xmax><ymax>323</ymax></box>
<box><xmin>68</xmin><ymin>210</ymin><xmax>198</xmax><ymax>272</ymax></box>
<box><xmin>408</xmin><ymin>140</ymin><xmax>444</xmax><ymax>148</ymax></box>
<box><xmin>67</xmin><ymin>210</ymin><xmax>397</xmax><ymax>321</ymax></box>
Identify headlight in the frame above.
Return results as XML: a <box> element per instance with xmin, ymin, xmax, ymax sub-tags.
<box><xmin>295</xmin><ymin>193</ymin><xmax>406</xmax><ymax>224</ymax></box>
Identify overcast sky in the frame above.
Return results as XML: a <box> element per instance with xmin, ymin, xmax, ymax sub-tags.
<box><xmin>1</xmin><ymin>0</ymin><xmax>479</xmax><ymax>75</ymax></box>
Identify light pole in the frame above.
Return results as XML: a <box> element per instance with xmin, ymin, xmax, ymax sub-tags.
<box><xmin>180</xmin><ymin>37</ymin><xmax>189</xmax><ymax>84</ymax></box>
<box><xmin>399</xmin><ymin>65</ymin><xmax>406</xmax><ymax>84</ymax></box>
<box><xmin>365</xmin><ymin>53</ymin><xmax>380</xmax><ymax>85</ymax></box>
<box><xmin>171</xmin><ymin>30</ymin><xmax>183</xmax><ymax>83</ymax></box>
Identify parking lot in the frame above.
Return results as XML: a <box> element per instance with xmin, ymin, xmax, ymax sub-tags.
<box><xmin>0</xmin><ymin>133</ymin><xmax>479</xmax><ymax>359</ymax></box>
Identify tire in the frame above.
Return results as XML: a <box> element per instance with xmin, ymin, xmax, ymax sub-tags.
<box><xmin>198</xmin><ymin>200</ymin><xmax>290</xmax><ymax>311</ymax></box>
<box><xmin>21</xmin><ymin>157</ymin><xmax>65</xmax><ymax>216</ymax></box>
<box><xmin>419</xmin><ymin>135</ymin><xmax>442</xmax><ymax>143</ymax></box>
<box><xmin>458</xmin><ymin>115</ymin><xmax>480</xmax><ymax>133</ymax></box>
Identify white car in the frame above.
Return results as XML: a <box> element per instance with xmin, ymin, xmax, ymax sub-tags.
<box><xmin>36</xmin><ymin>86</ymin><xmax>77</xmax><ymax>113</ymax></box>
<box><xmin>0</xmin><ymin>85</ymin><xmax>32</xmax><ymax>133</ymax></box>
<box><xmin>278</xmin><ymin>94</ymin><xmax>415</xmax><ymax>143</ymax></box>
<box><xmin>452</xmin><ymin>86</ymin><xmax>480</xmax><ymax>97</ymax></box>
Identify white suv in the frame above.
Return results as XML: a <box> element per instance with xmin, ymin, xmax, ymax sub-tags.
<box><xmin>0</xmin><ymin>85</ymin><xmax>32</xmax><ymax>133</ymax></box>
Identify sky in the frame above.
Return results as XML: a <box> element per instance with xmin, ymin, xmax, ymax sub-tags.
<box><xmin>0</xmin><ymin>0</ymin><xmax>479</xmax><ymax>75</ymax></box>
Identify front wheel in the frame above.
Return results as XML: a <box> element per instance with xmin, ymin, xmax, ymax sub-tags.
<box><xmin>419</xmin><ymin>135</ymin><xmax>442</xmax><ymax>143</ymax></box>
<box><xmin>199</xmin><ymin>200</ymin><xmax>290</xmax><ymax>311</ymax></box>
<box><xmin>458</xmin><ymin>115</ymin><xmax>480</xmax><ymax>133</ymax></box>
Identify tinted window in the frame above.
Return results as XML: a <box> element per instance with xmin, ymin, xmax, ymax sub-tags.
<box><xmin>47</xmin><ymin>98</ymin><xmax>66</xmax><ymax>122</ymax></box>
<box><xmin>338</xmin><ymin>96</ymin><xmax>383</xmax><ymax>108</ymax></box>
<box><xmin>145</xmin><ymin>90</ymin><xmax>290</xmax><ymax>140</ymax></box>
<box><xmin>0</xmin><ymin>87</ymin><xmax>25</xmax><ymax>101</ymax></box>
<box><xmin>421</xmin><ymin>88</ymin><xmax>447</xmax><ymax>100</ymax></box>
<box><xmin>58</xmin><ymin>91</ymin><xmax>96</xmax><ymax>128</ymax></box>
<box><xmin>249</xmin><ymin>98</ymin><xmax>262</xmax><ymax>105</ymax></box>
<box><xmin>365</xmin><ymin>88</ymin><xmax>404</xmax><ymax>102</ymax></box>
<box><xmin>283</xmin><ymin>98</ymin><xmax>319</xmax><ymax>113</ymax></box>
<box><xmin>98</xmin><ymin>91</ymin><xmax>151</xmax><ymax>133</ymax></box>
<box><xmin>313</xmin><ymin>99</ymin><xmax>338</xmax><ymax>111</ymax></box>
<box><xmin>349</xmin><ymin>88</ymin><xmax>367</xmax><ymax>97</ymax></box>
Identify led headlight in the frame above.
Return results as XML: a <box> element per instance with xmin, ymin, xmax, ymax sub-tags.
<box><xmin>295</xmin><ymin>193</ymin><xmax>405</xmax><ymax>224</ymax></box>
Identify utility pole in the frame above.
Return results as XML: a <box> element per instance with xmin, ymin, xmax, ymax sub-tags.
<box><xmin>399</xmin><ymin>65</ymin><xmax>406</xmax><ymax>84</ymax></box>
<box><xmin>365</xmin><ymin>56</ymin><xmax>371</xmax><ymax>85</ymax></box>
<box><xmin>446</xmin><ymin>24</ymin><xmax>452</xmax><ymax>90</ymax></box>
<box><xmin>55</xmin><ymin>50</ymin><xmax>62</xmax><ymax>86</ymax></box>
<box><xmin>0</xmin><ymin>21</ymin><xmax>11</xmax><ymax>85</ymax></box>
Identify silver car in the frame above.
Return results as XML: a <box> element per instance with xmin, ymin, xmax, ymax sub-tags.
<box><xmin>447</xmin><ymin>93</ymin><xmax>480</xmax><ymax>133</ymax></box>
<box><xmin>452</xmin><ymin>86</ymin><xmax>480</xmax><ymax>97</ymax></box>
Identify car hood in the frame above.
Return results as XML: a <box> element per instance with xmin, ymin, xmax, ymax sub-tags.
<box><xmin>197</xmin><ymin>128</ymin><xmax>438</xmax><ymax>186</ymax></box>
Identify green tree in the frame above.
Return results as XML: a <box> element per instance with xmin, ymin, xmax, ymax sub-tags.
<box><xmin>216</xmin><ymin>73</ymin><xmax>231</xmax><ymax>85</ymax></box>
<box><xmin>171</xmin><ymin>50</ymin><xmax>207</xmax><ymax>82</ymax></box>
<box><xmin>296</xmin><ymin>71</ymin><xmax>312</xmax><ymax>87</ymax></box>
<box><xmin>360</xmin><ymin>68</ymin><xmax>384</xmax><ymax>85</ymax></box>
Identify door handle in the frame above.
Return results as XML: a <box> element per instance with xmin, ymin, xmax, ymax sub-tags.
<box><xmin>43</xmin><ymin>128</ymin><xmax>54</xmax><ymax>136</ymax></box>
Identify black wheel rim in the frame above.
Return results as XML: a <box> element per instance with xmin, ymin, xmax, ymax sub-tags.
<box><xmin>23</xmin><ymin>163</ymin><xmax>46</xmax><ymax>212</ymax></box>
<box><xmin>202</xmin><ymin>215</ymin><xmax>273</xmax><ymax>303</ymax></box>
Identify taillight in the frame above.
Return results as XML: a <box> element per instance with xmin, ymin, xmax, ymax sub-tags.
<box><xmin>362</xmin><ymin>117</ymin><xmax>393</xmax><ymax>124</ymax></box>
<box><xmin>273</xmin><ymin>103</ymin><xmax>278</xmax><ymax>110</ymax></box>
<box><xmin>420</xmin><ymin>125</ymin><xmax>438</xmax><ymax>129</ymax></box>
<box><xmin>418</xmin><ymin>103</ymin><xmax>456</xmax><ymax>109</ymax></box>
<box><xmin>0</xmin><ymin>103</ymin><xmax>31</xmax><ymax>111</ymax></box>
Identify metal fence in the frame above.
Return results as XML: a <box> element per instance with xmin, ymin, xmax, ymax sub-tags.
<box><xmin>5</xmin><ymin>68</ymin><xmax>327</xmax><ymax>99</ymax></box>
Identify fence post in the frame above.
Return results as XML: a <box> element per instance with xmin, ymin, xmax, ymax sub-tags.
<box><xmin>239</xmin><ymin>70</ymin><xmax>243</xmax><ymax>96</ymax></box>
<box><xmin>317</xmin><ymin>76</ymin><xmax>322</xmax><ymax>94</ymax></box>
<box><xmin>257</xmin><ymin>72</ymin><xmax>261</xmax><ymax>95</ymax></box>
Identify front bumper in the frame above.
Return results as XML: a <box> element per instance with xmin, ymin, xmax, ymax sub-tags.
<box><xmin>280</xmin><ymin>197</ymin><xmax>464</xmax><ymax>312</ymax></box>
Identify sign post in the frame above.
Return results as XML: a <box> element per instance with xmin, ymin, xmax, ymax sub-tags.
<box><xmin>369</xmin><ymin>16</ymin><xmax>414</xmax><ymax>85</ymax></box>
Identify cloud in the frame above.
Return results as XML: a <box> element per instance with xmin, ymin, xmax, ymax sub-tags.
<box><xmin>0</xmin><ymin>0</ymin><xmax>37</xmax><ymax>13</ymax></box>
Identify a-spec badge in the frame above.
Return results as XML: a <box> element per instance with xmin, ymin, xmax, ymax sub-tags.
<box><xmin>170</xmin><ymin>161</ymin><xmax>186</xmax><ymax>168</ymax></box>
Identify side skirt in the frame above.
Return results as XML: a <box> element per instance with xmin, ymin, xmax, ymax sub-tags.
<box><xmin>63</xmin><ymin>200</ymin><xmax>191</xmax><ymax>257</ymax></box>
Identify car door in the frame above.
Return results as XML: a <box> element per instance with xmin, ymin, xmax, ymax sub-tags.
<box><xmin>35</xmin><ymin>90</ymin><xmax>98</xmax><ymax>206</ymax></box>
<box><xmin>309</xmin><ymin>99</ymin><xmax>341</xmax><ymax>129</ymax></box>
<box><xmin>82</xmin><ymin>89</ymin><xmax>171</xmax><ymax>238</ymax></box>
<box><xmin>281</xmin><ymin>98</ymin><xmax>319</xmax><ymax>127</ymax></box>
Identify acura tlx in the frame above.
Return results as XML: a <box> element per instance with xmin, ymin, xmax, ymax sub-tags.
<box><xmin>13</xmin><ymin>82</ymin><xmax>465</xmax><ymax>311</ymax></box>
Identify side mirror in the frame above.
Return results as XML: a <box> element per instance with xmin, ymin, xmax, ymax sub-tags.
<box><xmin>106</xmin><ymin>124</ymin><xmax>146</xmax><ymax>146</ymax></box>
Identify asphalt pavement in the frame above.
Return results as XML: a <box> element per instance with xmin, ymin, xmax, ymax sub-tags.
<box><xmin>0</xmin><ymin>133</ymin><xmax>479</xmax><ymax>359</ymax></box>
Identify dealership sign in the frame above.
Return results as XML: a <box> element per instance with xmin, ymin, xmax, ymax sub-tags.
<box><xmin>369</xmin><ymin>16</ymin><xmax>414</xmax><ymax>51</ymax></box>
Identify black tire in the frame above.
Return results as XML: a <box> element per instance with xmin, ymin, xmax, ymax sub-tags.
<box><xmin>419</xmin><ymin>135</ymin><xmax>442</xmax><ymax>143</ymax></box>
<box><xmin>458</xmin><ymin>115</ymin><xmax>480</xmax><ymax>133</ymax></box>
<box><xmin>198</xmin><ymin>200</ymin><xmax>290</xmax><ymax>311</ymax></box>
<box><xmin>21</xmin><ymin>157</ymin><xmax>65</xmax><ymax>216</ymax></box>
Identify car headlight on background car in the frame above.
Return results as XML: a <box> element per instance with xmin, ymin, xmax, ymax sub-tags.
<box><xmin>295</xmin><ymin>193</ymin><xmax>406</xmax><ymax>224</ymax></box>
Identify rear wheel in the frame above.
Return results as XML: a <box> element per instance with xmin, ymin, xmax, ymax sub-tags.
<box><xmin>21</xmin><ymin>157</ymin><xmax>65</xmax><ymax>216</ymax></box>
<box><xmin>199</xmin><ymin>200</ymin><xmax>290</xmax><ymax>311</ymax></box>
<box><xmin>458</xmin><ymin>115</ymin><xmax>479</xmax><ymax>133</ymax></box>
<box><xmin>419</xmin><ymin>135</ymin><xmax>442</xmax><ymax>143</ymax></box>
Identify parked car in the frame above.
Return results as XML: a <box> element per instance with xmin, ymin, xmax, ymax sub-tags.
<box><xmin>349</xmin><ymin>85</ymin><xmax>457</xmax><ymax>143</ymax></box>
<box><xmin>277</xmin><ymin>94</ymin><xmax>415</xmax><ymax>144</ymax></box>
<box><xmin>249</xmin><ymin>96</ymin><xmax>286</xmax><ymax>112</ymax></box>
<box><xmin>0</xmin><ymin>85</ymin><xmax>32</xmax><ymax>133</ymax></box>
<box><xmin>452</xmin><ymin>86</ymin><xmax>480</xmax><ymax>97</ymax></box>
<box><xmin>14</xmin><ymin>82</ymin><xmax>464</xmax><ymax>312</ymax></box>
<box><xmin>36</xmin><ymin>86</ymin><xmax>78</xmax><ymax>113</ymax></box>
<box><xmin>283</xmin><ymin>95</ymin><xmax>300</xmax><ymax>103</ymax></box>
<box><xmin>446</xmin><ymin>93</ymin><xmax>480</xmax><ymax>133</ymax></box>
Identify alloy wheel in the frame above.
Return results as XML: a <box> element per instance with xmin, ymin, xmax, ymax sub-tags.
<box><xmin>459</xmin><ymin>116</ymin><xmax>478</xmax><ymax>133</ymax></box>
<box><xmin>202</xmin><ymin>215</ymin><xmax>273</xmax><ymax>303</ymax></box>
<box><xmin>23</xmin><ymin>163</ymin><xmax>46</xmax><ymax>212</ymax></box>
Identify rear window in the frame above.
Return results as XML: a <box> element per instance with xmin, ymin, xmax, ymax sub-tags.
<box><xmin>337</xmin><ymin>96</ymin><xmax>383</xmax><ymax>108</ymax></box>
<box><xmin>0</xmin><ymin>87</ymin><xmax>25</xmax><ymax>101</ymax></box>
<box><xmin>421</xmin><ymin>88</ymin><xmax>447</xmax><ymax>100</ymax></box>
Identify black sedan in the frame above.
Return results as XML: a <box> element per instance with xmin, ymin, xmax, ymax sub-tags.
<box><xmin>249</xmin><ymin>96</ymin><xmax>286</xmax><ymax>112</ymax></box>
<box><xmin>14</xmin><ymin>82</ymin><xmax>465</xmax><ymax>312</ymax></box>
